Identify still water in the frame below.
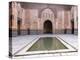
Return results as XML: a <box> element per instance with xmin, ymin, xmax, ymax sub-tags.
<box><xmin>27</xmin><ymin>37</ymin><xmax>68</xmax><ymax>51</ymax></box>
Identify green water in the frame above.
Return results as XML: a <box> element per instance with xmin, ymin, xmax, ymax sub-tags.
<box><xmin>27</xmin><ymin>37</ymin><xmax>68</xmax><ymax>51</ymax></box>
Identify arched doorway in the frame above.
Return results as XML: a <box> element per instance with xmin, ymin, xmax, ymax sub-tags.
<box><xmin>71</xmin><ymin>20</ymin><xmax>74</xmax><ymax>34</ymax></box>
<box><xmin>17</xmin><ymin>20</ymin><xmax>21</xmax><ymax>35</ymax></box>
<box><xmin>44</xmin><ymin>20</ymin><xmax>52</xmax><ymax>34</ymax></box>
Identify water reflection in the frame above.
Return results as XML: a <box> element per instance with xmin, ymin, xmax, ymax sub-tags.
<box><xmin>43</xmin><ymin>37</ymin><xmax>53</xmax><ymax>50</ymax></box>
<box><xmin>27</xmin><ymin>37</ymin><xmax>68</xmax><ymax>51</ymax></box>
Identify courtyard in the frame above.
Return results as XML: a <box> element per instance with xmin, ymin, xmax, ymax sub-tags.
<box><xmin>9</xmin><ymin>2</ymin><xmax>78</xmax><ymax>58</ymax></box>
<box><xmin>11</xmin><ymin>34</ymin><xmax>78</xmax><ymax>58</ymax></box>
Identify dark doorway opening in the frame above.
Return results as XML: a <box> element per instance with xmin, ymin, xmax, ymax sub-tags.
<box><xmin>27</xmin><ymin>28</ymin><xmax>30</xmax><ymax>35</ymax></box>
<box><xmin>71</xmin><ymin>20</ymin><xmax>74</xmax><ymax>34</ymax></box>
<box><xmin>44</xmin><ymin>20</ymin><xmax>52</xmax><ymax>34</ymax></box>
<box><xmin>17</xmin><ymin>20</ymin><xmax>21</xmax><ymax>35</ymax></box>
<box><xmin>64</xmin><ymin>28</ymin><xmax>67</xmax><ymax>34</ymax></box>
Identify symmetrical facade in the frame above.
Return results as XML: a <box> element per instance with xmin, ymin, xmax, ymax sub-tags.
<box><xmin>9</xmin><ymin>2</ymin><xmax>78</xmax><ymax>36</ymax></box>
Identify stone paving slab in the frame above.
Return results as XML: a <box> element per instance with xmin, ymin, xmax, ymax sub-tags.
<box><xmin>11</xmin><ymin>34</ymin><xmax>78</xmax><ymax>55</ymax></box>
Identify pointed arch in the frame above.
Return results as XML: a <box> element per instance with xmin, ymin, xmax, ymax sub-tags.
<box><xmin>44</xmin><ymin>20</ymin><xmax>53</xmax><ymax>33</ymax></box>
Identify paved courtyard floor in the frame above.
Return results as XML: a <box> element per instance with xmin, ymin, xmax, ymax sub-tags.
<box><xmin>11</xmin><ymin>34</ymin><xmax>78</xmax><ymax>57</ymax></box>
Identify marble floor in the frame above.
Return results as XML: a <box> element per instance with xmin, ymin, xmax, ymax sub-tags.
<box><xmin>10</xmin><ymin>34</ymin><xmax>78</xmax><ymax>58</ymax></box>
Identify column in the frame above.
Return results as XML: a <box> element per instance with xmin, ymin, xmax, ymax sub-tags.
<box><xmin>62</xmin><ymin>10</ymin><xmax>64</xmax><ymax>33</ymax></box>
<box><xmin>74</xmin><ymin>6</ymin><xmax>78</xmax><ymax>34</ymax></box>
